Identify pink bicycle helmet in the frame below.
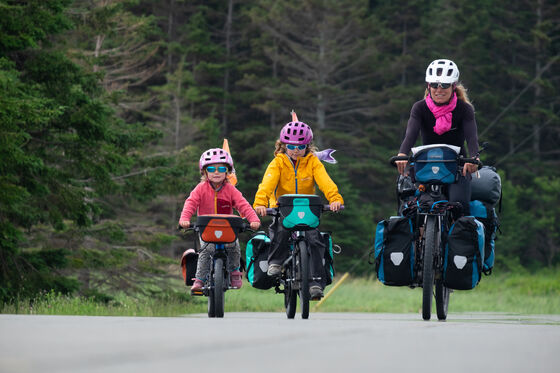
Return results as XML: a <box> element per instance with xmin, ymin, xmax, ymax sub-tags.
<box><xmin>199</xmin><ymin>148</ymin><xmax>234</xmax><ymax>171</ymax></box>
<box><xmin>279</xmin><ymin>121</ymin><xmax>313</xmax><ymax>145</ymax></box>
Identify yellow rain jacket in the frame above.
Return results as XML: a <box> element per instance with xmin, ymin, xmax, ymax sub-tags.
<box><xmin>253</xmin><ymin>152</ymin><xmax>344</xmax><ymax>208</ymax></box>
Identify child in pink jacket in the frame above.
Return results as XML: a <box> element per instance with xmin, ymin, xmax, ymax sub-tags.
<box><xmin>179</xmin><ymin>148</ymin><xmax>260</xmax><ymax>294</ymax></box>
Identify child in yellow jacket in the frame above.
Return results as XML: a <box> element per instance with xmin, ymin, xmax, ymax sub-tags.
<box><xmin>253</xmin><ymin>115</ymin><xmax>343</xmax><ymax>299</ymax></box>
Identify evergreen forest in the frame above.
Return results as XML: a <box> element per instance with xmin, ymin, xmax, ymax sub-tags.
<box><xmin>1</xmin><ymin>0</ymin><xmax>559</xmax><ymax>303</ymax></box>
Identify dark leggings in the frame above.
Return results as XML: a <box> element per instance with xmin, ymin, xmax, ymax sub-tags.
<box><xmin>267</xmin><ymin>217</ymin><xmax>326</xmax><ymax>288</ymax></box>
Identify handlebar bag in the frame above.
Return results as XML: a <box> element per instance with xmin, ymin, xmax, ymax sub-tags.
<box><xmin>197</xmin><ymin>215</ymin><xmax>245</xmax><ymax>243</ymax></box>
<box><xmin>411</xmin><ymin>144</ymin><xmax>460</xmax><ymax>184</ymax></box>
<box><xmin>443</xmin><ymin>216</ymin><xmax>485</xmax><ymax>290</ymax></box>
<box><xmin>374</xmin><ymin>216</ymin><xmax>416</xmax><ymax>286</ymax></box>
<box><xmin>469</xmin><ymin>200</ymin><xmax>498</xmax><ymax>275</ymax></box>
<box><xmin>278</xmin><ymin>194</ymin><xmax>322</xmax><ymax>230</ymax></box>
<box><xmin>245</xmin><ymin>233</ymin><xmax>276</xmax><ymax>290</ymax></box>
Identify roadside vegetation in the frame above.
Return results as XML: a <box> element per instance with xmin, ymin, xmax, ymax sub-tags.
<box><xmin>3</xmin><ymin>270</ymin><xmax>559</xmax><ymax>316</ymax></box>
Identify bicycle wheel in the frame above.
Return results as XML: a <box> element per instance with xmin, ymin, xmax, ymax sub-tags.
<box><xmin>422</xmin><ymin>215</ymin><xmax>438</xmax><ymax>321</ymax></box>
<box><xmin>213</xmin><ymin>258</ymin><xmax>225</xmax><ymax>318</ymax></box>
<box><xmin>284</xmin><ymin>264</ymin><xmax>298</xmax><ymax>319</ymax></box>
<box><xmin>435</xmin><ymin>279</ymin><xmax>450</xmax><ymax>321</ymax></box>
<box><xmin>297</xmin><ymin>241</ymin><xmax>310</xmax><ymax>319</ymax></box>
<box><xmin>207</xmin><ymin>287</ymin><xmax>215</xmax><ymax>318</ymax></box>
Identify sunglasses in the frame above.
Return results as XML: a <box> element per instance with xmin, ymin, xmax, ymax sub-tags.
<box><xmin>206</xmin><ymin>166</ymin><xmax>228</xmax><ymax>173</ymax></box>
<box><xmin>286</xmin><ymin>144</ymin><xmax>307</xmax><ymax>150</ymax></box>
<box><xmin>429</xmin><ymin>82</ymin><xmax>452</xmax><ymax>89</ymax></box>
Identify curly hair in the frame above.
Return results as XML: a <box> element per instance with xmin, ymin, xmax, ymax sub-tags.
<box><xmin>274</xmin><ymin>139</ymin><xmax>319</xmax><ymax>157</ymax></box>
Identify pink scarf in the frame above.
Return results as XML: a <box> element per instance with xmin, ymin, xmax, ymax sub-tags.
<box><xmin>425</xmin><ymin>93</ymin><xmax>457</xmax><ymax>135</ymax></box>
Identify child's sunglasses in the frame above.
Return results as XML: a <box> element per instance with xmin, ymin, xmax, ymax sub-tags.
<box><xmin>428</xmin><ymin>82</ymin><xmax>452</xmax><ymax>89</ymax></box>
<box><xmin>206</xmin><ymin>166</ymin><xmax>228</xmax><ymax>173</ymax></box>
<box><xmin>286</xmin><ymin>144</ymin><xmax>307</xmax><ymax>150</ymax></box>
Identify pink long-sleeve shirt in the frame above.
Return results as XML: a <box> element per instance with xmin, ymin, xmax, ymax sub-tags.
<box><xmin>179</xmin><ymin>181</ymin><xmax>259</xmax><ymax>223</ymax></box>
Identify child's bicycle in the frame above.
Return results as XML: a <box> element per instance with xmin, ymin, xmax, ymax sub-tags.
<box><xmin>182</xmin><ymin>214</ymin><xmax>251</xmax><ymax>318</ymax></box>
<box><xmin>266</xmin><ymin>194</ymin><xmax>343</xmax><ymax>320</ymax></box>
<box><xmin>389</xmin><ymin>144</ymin><xmax>482</xmax><ymax>321</ymax></box>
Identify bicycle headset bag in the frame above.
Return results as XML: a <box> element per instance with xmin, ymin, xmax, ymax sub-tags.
<box><xmin>443</xmin><ymin>216</ymin><xmax>485</xmax><ymax>290</ymax></box>
<box><xmin>410</xmin><ymin>144</ymin><xmax>460</xmax><ymax>184</ymax></box>
<box><xmin>469</xmin><ymin>200</ymin><xmax>497</xmax><ymax>274</ymax></box>
<box><xmin>374</xmin><ymin>216</ymin><xmax>415</xmax><ymax>286</ymax></box>
<box><xmin>278</xmin><ymin>194</ymin><xmax>322</xmax><ymax>230</ymax></box>
<box><xmin>245</xmin><ymin>232</ymin><xmax>276</xmax><ymax>290</ymax></box>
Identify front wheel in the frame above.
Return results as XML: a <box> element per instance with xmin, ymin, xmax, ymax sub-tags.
<box><xmin>422</xmin><ymin>216</ymin><xmax>438</xmax><ymax>321</ymax></box>
<box><xmin>213</xmin><ymin>258</ymin><xmax>225</xmax><ymax>318</ymax></box>
<box><xmin>297</xmin><ymin>241</ymin><xmax>310</xmax><ymax>319</ymax></box>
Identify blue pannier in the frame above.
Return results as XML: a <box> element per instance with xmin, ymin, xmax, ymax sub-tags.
<box><xmin>411</xmin><ymin>144</ymin><xmax>460</xmax><ymax>184</ymax></box>
<box><xmin>443</xmin><ymin>216</ymin><xmax>485</xmax><ymax>290</ymax></box>
<box><xmin>469</xmin><ymin>200</ymin><xmax>497</xmax><ymax>274</ymax></box>
<box><xmin>374</xmin><ymin>216</ymin><xmax>415</xmax><ymax>286</ymax></box>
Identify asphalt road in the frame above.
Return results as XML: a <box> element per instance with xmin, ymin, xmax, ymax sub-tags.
<box><xmin>1</xmin><ymin>312</ymin><xmax>559</xmax><ymax>373</ymax></box>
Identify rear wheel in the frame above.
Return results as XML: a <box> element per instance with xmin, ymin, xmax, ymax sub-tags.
<box><xmin>435</xmin><ymin>279</ymin><xmax>450</xmax><ymax>321</ymax></box>
<box><xmin>422</xmin><ymin>216</ymin><xmax>438</xmax><ymax>321</ymax></box>
<box><xmin>297</xmin><ymin>241</ymin><xmax>310</xmax><ymax>319</ymax></box>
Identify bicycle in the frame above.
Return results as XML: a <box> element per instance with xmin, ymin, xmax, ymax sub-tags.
<box><xmin>182</xmin><ymin>214</ymin><xmax>251</xmax><ymax>318</ymax></box>
<box><xmin>390</xmin><ymin>144</ymin><xmax>482</xmax><ymax>321</ymax></box>
<box><xmin>265</xmin><ymin>194</ymin><xmax>343</xmax><ymax>320</ymax></box>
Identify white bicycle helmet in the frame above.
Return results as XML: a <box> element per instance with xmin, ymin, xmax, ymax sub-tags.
<box><xmin>425</xmin><ymin>59</ymin><xmax>459</xmax><ymax>84</ymax></box>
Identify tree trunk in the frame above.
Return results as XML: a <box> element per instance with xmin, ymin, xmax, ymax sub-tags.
<box><xmin>222</xmin><ymin>0</ymin><xmax>234</xmax><ymax>136</ymax></box>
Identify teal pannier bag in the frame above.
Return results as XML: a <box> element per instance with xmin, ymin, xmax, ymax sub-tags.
<box><xmin>245</xmin><ymin>232</ymin><xmax>275</xmax><ymax>290</ymax></box>
<box><xmin>320</xmin><ymin>232</ymin><xmax>335</xmax><ymax>286</ymax></box>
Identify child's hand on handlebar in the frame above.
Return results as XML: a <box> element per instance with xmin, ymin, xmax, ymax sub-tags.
<box><xmin>254</xmin><ymin>206</ymin><xmax>267</xmax><ymax>217</ymax></box>
<box><xmin>179</xmin><ymin>220</ymin><xmax>190</xmax><ymax>228</ymax></box>
<box><xmin>250</xmin><ymin>221</ymin><xmax>261</xmax><ymax>230</ymax></box>
<box><xmin>330</xmin><ymin>201</ymin><xmax>342</xmax><ymax>212</ymax></box>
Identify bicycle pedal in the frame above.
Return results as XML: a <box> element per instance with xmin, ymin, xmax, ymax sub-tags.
<box><xmin>190</xmin><ymin>289</ymin><xmax>204</xmax><ymax>296</ymax></box>
<box><xmin>310</xmin><ymin>296</ymin><xmax>322</xmax><ymax>301</ymax></box>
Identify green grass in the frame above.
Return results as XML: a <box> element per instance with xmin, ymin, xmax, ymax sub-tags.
<box><xmin>2</xmin><ymin>270</ymin><xmax>559</xmax><ymax>316</ymax></box>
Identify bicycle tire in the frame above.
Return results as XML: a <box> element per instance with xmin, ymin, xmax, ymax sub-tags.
<box><xmin>284</xmin><ymin>260</ymin><xmax>298</xmax><ymax>319</ymax></box>
<box><xmin>207</xmin><ymin>287</ymin><xmax>215</xmax><ymax>318</ymax></box>
<box><xmin>298</xmin><ymin>241</ymin><xmax>310</xmax><ymax>319</ymax></box>
<box><xmin>435</xmin><ymin>279</ymin><xmax>450</xmax><ymax>320</ymax></box>
<box><xmin>422</xmin><ymin>216</ymin><xmax>437</xmax><ymax>321</ymax></box>
<box><xmin>213</xmin><ymin>258</ymin><xmax>225</xmax><ymax>318</ymax></box>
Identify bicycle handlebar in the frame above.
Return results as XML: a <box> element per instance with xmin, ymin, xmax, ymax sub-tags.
<box><xmin>265</xmin><ymin>204</ymin><xmax>345</xmax><ymax>217</ymax></box>
<box><xmin>388</xmin><ymin>155</ymin><xmax>483</xmax><ymax>169</ymax></box>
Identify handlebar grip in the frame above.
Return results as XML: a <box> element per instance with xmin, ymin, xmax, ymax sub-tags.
<box><xmin>323</xmin><ymin>204</ymin><xmax>345</xmax><ymax>212</ymax></box>
<box><xmin>389</xmin><ymin>155</ymin><xmax>410</xmax><ymax>167</ymax></box>
<box><xmin>265</xmin><ymin>208</ymin><xmax>277</xmax><ymax>216</ymax></box>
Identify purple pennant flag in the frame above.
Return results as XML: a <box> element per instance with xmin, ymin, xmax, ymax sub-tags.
<box><xmin>315</xmin><ymin>149</ymin><xmax>337</xmax><ymax>164</ymax></box>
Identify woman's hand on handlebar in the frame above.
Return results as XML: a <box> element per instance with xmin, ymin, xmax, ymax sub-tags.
<box><xmin>395</xmin><ymin>153</ymin><xmax>408</xmax><ymax>176</ymax></box>
<box><xmin>179</xmin><ymin>220</ymin><xmax>190</xmax><ymax>229</ymax></box>
<box><xmin>462</xmin><ymin>158</ymin><xmax>481</xmax><ymax>176</ymax></box>
<box><xmin>254</xmin><ymin>206</ymin><xmax>267</xmax><ymax>217</ymax></box>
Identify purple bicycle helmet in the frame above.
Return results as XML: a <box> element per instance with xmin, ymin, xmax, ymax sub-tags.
<box><xmin>199</xmin><ymin>148</ymin><xmax>234</xmax><ymax>171</ymax></box>
<box><xmin>279</xmin><ymin>121</ymin><xmax>313</xmax><ymax>145</ymax></box>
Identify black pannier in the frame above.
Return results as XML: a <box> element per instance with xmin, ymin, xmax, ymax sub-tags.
<box><xmin>374</xmin><ymin>216</ymin><xmax>416</xmax><ymax>286</ymax></box>
<box><xmin>443</xmin><ymin>217</ymin><xmax>485</xmax><ymax>290</ymax></box>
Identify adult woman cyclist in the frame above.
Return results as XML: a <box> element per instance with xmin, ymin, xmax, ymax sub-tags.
<box><xmin>395</xmin><ymin>59</ymin><xmax>479</xmax><ymax>215</ymax></box>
